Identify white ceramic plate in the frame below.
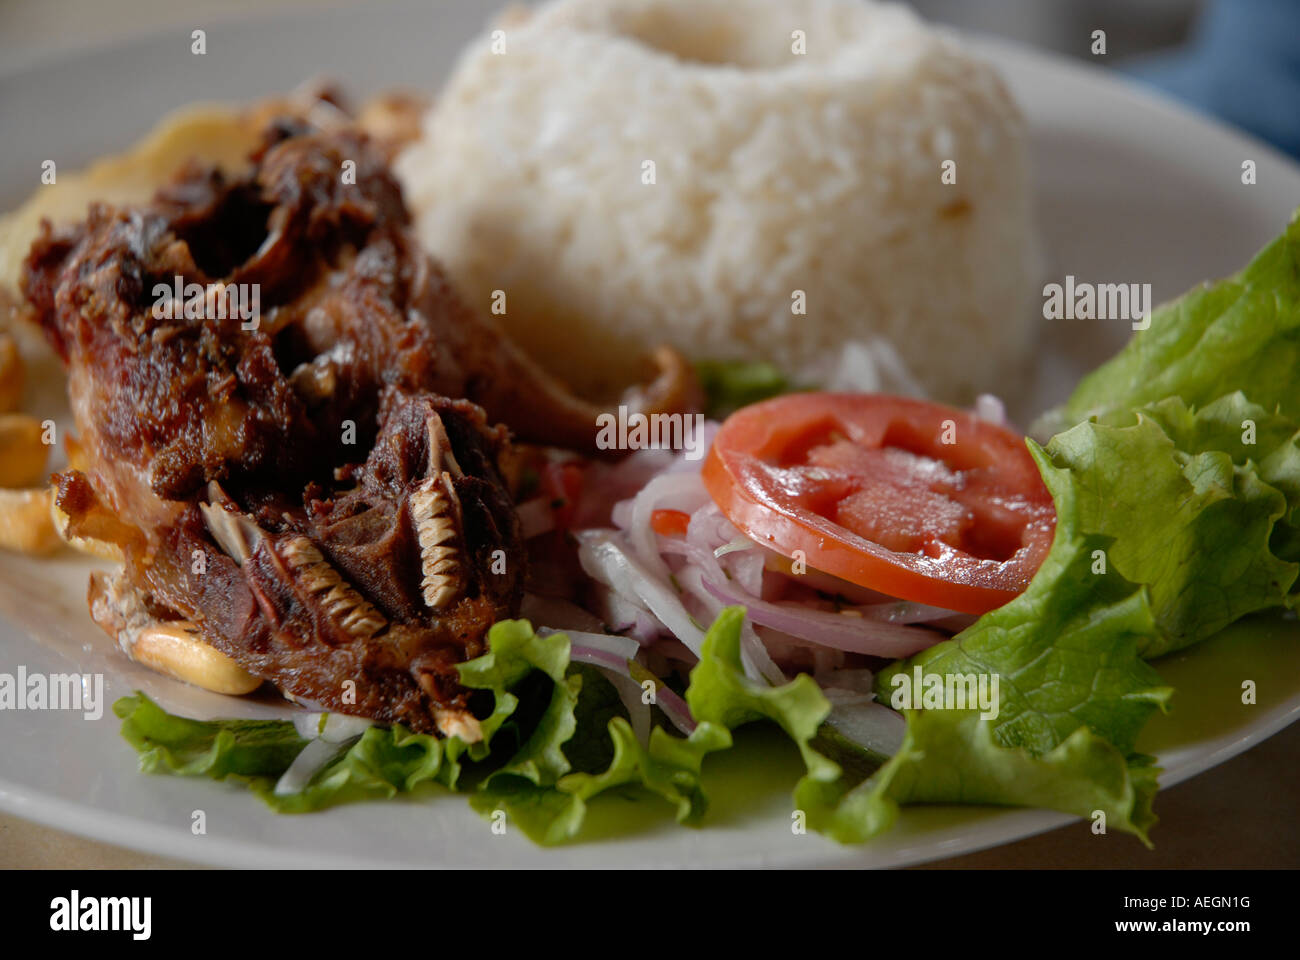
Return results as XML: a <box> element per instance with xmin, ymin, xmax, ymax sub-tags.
<box><xmin>1</xmin><ymin>1</ymin><xmax>1298</xmax><ymax>869</ymax></box>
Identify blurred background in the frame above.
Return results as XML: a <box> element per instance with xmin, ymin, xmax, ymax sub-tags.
<box><xmin>1</xmin><ymin>0</ymin><xmax>1297</xmax><ymax>157</ymax></box>
<box><xmin>918</xmin><ymin>0</ymin><xmax>1299</xmax><ymax>159</ymax></box>
<box><xmin>1</xmin><ymin>0</ymin><xmax>1298</xmax><ymax>159</ymax></box>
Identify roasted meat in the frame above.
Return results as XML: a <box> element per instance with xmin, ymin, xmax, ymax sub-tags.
<box><xmin>22</xmin><ymin>116</ymin><xmax>677</xmax><ymax>735</ymax></box>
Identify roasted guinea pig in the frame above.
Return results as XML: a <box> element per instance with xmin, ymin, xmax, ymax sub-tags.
<box><xmin>21</xmin><ymin>116</ymin><xmax>686</xmax><ymax>736</ymax></box>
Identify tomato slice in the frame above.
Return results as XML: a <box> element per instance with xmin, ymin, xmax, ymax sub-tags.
<box><xmin>651</xmin><ymin>509</ymin><xmax>692</xmax><ymax>538</ymax></box>
<box><xmin>701</xmin><ymin>393</ymin><xmax>1056</xmax><ymax>614</ymax></box>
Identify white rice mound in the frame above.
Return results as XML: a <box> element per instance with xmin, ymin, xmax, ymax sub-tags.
<box><xmin>397</xmin><ymin>0</ymin><xmax>1038</xmax><ymax>403</ymax></box>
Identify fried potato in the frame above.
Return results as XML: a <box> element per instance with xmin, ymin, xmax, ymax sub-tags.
<box><xmin>50</xmin><ymin>495</ymin><xmax>122</xmax><ymax>562</ymax></box>
<box><xmin>0</xmin><ymin>413</ymin><xmax>49</xmax><ymax>487</ymax></box>
<box><xmin>132</xmin><ymin>621</ymin><xmax>263</xmax><ymax>696</ymax></box>
<box><xmin>0</xmin><ymin>487</ymin><xmax>60</xmax><ymax>554</ymax></box>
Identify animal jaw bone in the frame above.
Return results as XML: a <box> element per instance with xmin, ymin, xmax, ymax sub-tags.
<box><xmin>279</xmin><ymin>536</ymin><xmax>387</xmax><ymax>639</ymax></box>
<box><xmin>411</xmin><ymin>472</ymin><xmax>462</xmax><ymax>610</ymax></box>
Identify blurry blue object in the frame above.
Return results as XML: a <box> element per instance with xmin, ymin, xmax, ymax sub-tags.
<box><xmin>1124</xmin><ymin>0</ymin><xmax>1300</xmax><ymax>158</ymax></box>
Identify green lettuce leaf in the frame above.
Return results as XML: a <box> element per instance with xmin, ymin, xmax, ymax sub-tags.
<box><xmin>1143</xmin><ymin>392</ymin><xmax>1300</xmax><ymax>571</ymax></box>
<box><xmin>116</xmin><ymin>693</ymin><xmax>308</xmax><ymax>780</ymax></box>
<box><xmin>114</xmin><ymin>693</ymin><xmax>458</xmax><ymax>811</ymax></box>
<box><xmin>684</xmin><ymin>606</ymin><xmax>843</xmax><ymax>810</ymax></box>
<box><xmin>1042</xmin><ymin>407</ymin><xmax>1297</xmax><ymax>656</ymax></box>
<box><xmin>113</xmin><ymin>621</ymin><xmax>591</xmax><ymax>811</ymax></box>
<box><xmin>116</xmin><ymin>619</ymin><xmax>731</xmax><ymax>844</ymax></box>
<box><xmin>471</xmin><ymin>715</ymin><xmax>729</xmax><ymax>845</ymax></box>
<box><xmin>459</xmin><ymin>619</ymin><xmax>581</xmax><ymax>782</ymax></box>
<box><xmin>1062</xmin><ymin>212</ymin><xmax>1300</xmax><ymax>426</ymax></box>
<box><xmin>469</xmin><ymin>646</ymin><xmax>731</xmax><ymax>845</ymax></box>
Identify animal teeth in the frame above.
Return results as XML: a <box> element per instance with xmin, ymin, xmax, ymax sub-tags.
<box><xmin>411</xmin><ymin>473</ymin><xmax>462</xmax><ymax>610</ymax></box>
<box><xmin>280</xmin><ymin>536</ymin><xmax>386</xmax><ymax>639</ymax></box>
<box><xmin>427</xmin><ymin>412</ymin><xmax>464</xmax><ymax>478</ymax></box>
<box><xmin>199</xmin><ymin>501</ymin><xmax>264</xmax><ymax>565</ymax></box>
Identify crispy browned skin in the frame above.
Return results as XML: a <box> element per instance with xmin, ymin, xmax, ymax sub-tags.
<box><xmin>23</xmin><ymin>119</ymin><xmax>633</xmax><ymax>732</ymax></box>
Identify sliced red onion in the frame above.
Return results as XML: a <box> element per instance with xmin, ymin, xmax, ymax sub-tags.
<box><xmin>576</xmin><ymin>437</ymin><xmax>951</xmax><ymax>687</ymax></box>
<box><xmin>610</xmin><ymin>499</ymin><xmax>634</xmax><ymax>531</ymax></box>
<box><xmin>714</xmin><ymin>536</ymin><xmax>757</xmax><ymax>558</ymax></box>
<box><xmin>674</xmin><ymin>561</ymin><xmax>787</xmax><ymax>685</ymax></box>
<box><xmin>684</xmin><ymin>503</ymin><xmax>736</xmax><ymax>581</ymax></box>
<box><xmin>740</xmin><ymin>629</ymin><xmax>787</xmax><ymax>685</ymax></box>
<box><xmin>576</xmin><ymin>529</ymin><xmax>706</xmax><ymax>656</ymax></box>
<box><xmin>274</xmin><ymin>738</ymin><xmax>346</xmax><ymax>796</ymax></box>
<box><xmin>548</xmin><ymin>629</ymin><xmax>640</xmax><ymax>662</ymax></box>
<box><xmin>675</xmin><ymin>511</ymin><xmax>782</xmax><ymax>681</ymax></box>
<box><xmin>633</xmin><ymin>609</ymin><xmax>668</xmax><ymax>644</ymax></box>
<box><xmin>931</xmin><ymin>613</ymin><xmax>980</xmax><ymax>633</ymax></box>
<box><xmin>724</xmin><ymin>549</ymin><xmax>766</xmax><ymax>598</ymax></box>
<box><xmin>582</xmin><ymin>437</ymin><xmax>783</xmax><ymax>684</ymax></box>
<box><xmin>566</xmin><ymin>639</ymin><xmax>696</xmax><ymax>737</ymax></box>
<box><xmin>763</xmin><ymin>559</ymin><xmax>897</xmax><ymax>605</ymax></box>
<box><xmin>852</xmin><ymin>600</ymin><xmax>965</xmax><ymax>624</ymax></box>
<box><xmin>644</xmin><ymin>682</ymin><xmax>695</xmax><ymax>736</ymax></box>
<box><xmin>564</xmin><ymin>643</ymin><xmax>653</xmax><ymax>743</ymax></box>
<box><xmin>671</xmin><ymin>506</ymin><xmax>788</xmax><ymax>684</ymax></box>
<box><xmin>656</xmin><ymin>534</ymin><xmax>696</xmax><ymax>558</ymax></box>
<box><xmin>762</xmin><ymin>557</ymin><xmax>963</xmax><ymax>624</ymax></box>
<box><xmin>572</xmin><ymin>448</ymin><xmax>677</xmax><ymax>529</ymax></box>
<box><xmin>625</xmin><ymin>471</ymin><xmax>713</xmax><ymax>579</ymax></box>
<box><xmin>700</xmin><ymin>577</ymin><xmax>944</xmax><ymax>659</ymax></box>
<box><xmin>291</xmin><ymin>711</ymin><xmax>373</xmax><ymax>743</ymax></box>
<box><xmin>809</xmin><ymin>644</ymin><xmax>846</xmax><ymax>675</ymax></box>
<box><xmin>608</xmin><ymin>670</ymin><xmax>654</xmax><ymax>743</ymax></box>
<box><xmin>587</xmin><ymin>582</ymin><xmax>651</xmax><ymax>633</ymax></box>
